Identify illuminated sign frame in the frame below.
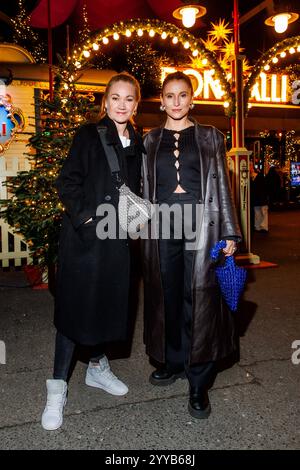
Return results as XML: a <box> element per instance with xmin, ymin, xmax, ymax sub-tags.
<box><xmin>0</xmin><ymin>93</ymin><xmax>25</xmax><ymax>155</ymax></box>
<box><xmin>161</xmin><ymin>66</ymin><xmax>299</xmax><ymax>109</ymax></box>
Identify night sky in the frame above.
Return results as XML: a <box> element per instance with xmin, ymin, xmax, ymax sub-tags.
<box><xmin>0</xmin><ymin>0</ymin><xmax>300</xmax><ymax>63</ymax></box>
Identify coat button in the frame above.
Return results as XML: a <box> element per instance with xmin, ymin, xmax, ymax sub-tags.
<box><xmin>104</xmin><ymin>195</ymin><xmax>111</xmax><ymax>201</ymax></box>
<box><xmin>209</xmin><ymin>221</ymin><xmax>215</xmax><ymax>226</ymax></box>
<box><xmin>212</xmin><ymin>173</ymin><xmax>217</xmax><ymax>178</ymax></box>
<box><xmin>209</xmin><ymin>196</ymin><xmax>213</xmax><ymax>202</ymax></box>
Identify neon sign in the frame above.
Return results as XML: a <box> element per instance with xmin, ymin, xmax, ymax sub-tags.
<box><xmin>250</xmin><ymin>72</ymin><xmax>287</xmax><ymax>103</ymax></box>
<box><xmin>162</xmin><ymin>67</ymin><xmax>225</xmax><ymax>101</ymax></box>
<box><xmin>162</xmin><ymin>67</ymin><xmax>294</xmax><ymax>106</ymax></box>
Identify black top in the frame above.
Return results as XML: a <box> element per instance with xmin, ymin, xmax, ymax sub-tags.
<box><xmin>156</xmin><ymin>126</ymin><xmax>201</xmax><ymax>202</ymax></box>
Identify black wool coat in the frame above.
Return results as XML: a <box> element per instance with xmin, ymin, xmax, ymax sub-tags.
<box><xmin>142</xmin><ymin>119</ymin><xmax>242</xmax><ymax>365</ymax></box>
<box><xmin>54</xmin><ymin>116</ymin><xmax>143</xmax><ymax>345</ymax></box>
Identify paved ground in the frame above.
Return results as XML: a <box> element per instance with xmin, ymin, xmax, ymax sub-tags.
<box><xmin>0</xmin><ymin>209</ymin><xmax>299</xmax><ymax>450</ymax></box>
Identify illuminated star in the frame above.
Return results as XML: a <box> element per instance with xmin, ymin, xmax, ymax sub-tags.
<box><xmin>242</xmin><ymin>59</ymin><xmax>252</xmax><ymax>74</ymax></box>
<box><xmin>219</xmin><ymin>57</ymin><xmax>231</xmax><ymax>71</ymax></box>
<box><xmin>189</xmin><ymin>56</ymin><xmax>207</xmax><ymax>70</ymax></box>
<box><xmin>208</xmin><ymin>19</ymin><xmax>233</xmax><ymax>42</ymax></box>
<box><xmin>201</xmin><ymin>37</ymin><xmax>219</xmax><ymax>53</ymax></box>
<box><xmin>221</xmin><ymin>39</ymin><xmax>244</xmax><ymax>59</ymax></box>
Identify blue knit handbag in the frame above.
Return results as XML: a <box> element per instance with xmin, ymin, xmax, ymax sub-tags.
<box><xmin>210</xmin><ymin>240</ymin><xmax>247</xmax><ymax>312</ymax></box>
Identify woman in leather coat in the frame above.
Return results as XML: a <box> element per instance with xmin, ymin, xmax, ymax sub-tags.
<box><xmin>142</xmin><ymin>71</ymin><xmax>241</xmax><ymax>419</ymax></box>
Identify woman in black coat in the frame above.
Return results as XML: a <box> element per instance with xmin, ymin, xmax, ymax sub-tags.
<box><xmin>41</xmin><ymin>73</ymin><xmax>143</xmax><ymax>431</ymax></box>
<box><xmin>142</xmin><ymin>72</ymin><xmax>241</xmax><ymax>420</ymax></box>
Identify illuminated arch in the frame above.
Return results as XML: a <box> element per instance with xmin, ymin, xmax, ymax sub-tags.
<box><xmin>72</xmin><ymin>19</ymin><xmax>232</xmax><ymax>102</ymax></box>
<box><xmin>245</xmin><ymin>35</ymin><xmax>300</xmax><ymax>107</ymax></box>
<box><xmin>0</xmin><ymin>44</ymin><xmax>35</xmax><ymax>64</ymax></box>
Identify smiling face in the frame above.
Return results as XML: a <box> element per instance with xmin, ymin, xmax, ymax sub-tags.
<box><xmin>105</xmin><ymin>80</ymin><xmax>138</xmax><ymax>125</ymax></box>
<box><xmin>161</xmin><ymin>79</ymin><xmax>193</xmax><ymax>121</ymax></box>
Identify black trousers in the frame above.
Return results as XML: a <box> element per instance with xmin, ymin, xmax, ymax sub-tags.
<box><xmin>53</xmin><ymin>331</ymin><xmax>104</xmax><ymax>381</ymax></box>
<box><xmin>158</xmin><ymin>193</ymin><xmax>215</xmax><ymax>391</ymax></box>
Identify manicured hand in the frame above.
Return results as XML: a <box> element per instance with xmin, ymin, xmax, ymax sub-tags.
<box><xmin>223</xmin><ymin>240</ymin><xmax>237</xmax><ymax>256</ymax></box>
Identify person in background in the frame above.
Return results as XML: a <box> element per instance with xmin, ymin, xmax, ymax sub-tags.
<box><xmin>142</xmin><ymin>71</ymin><xmax>241</xmax><ymax>419</ymax></box>
<box><xmin>250</xmin><ymin>162</ymin><xmax>269</xmax><ymax>233</ymax></box>
<box><xmin>265</xmin><ymin>165</ymin><xmax>281</xmax><ymax>210</ymax></box>
<box><xmin>41</xmin><ymin>72</ymin><xmax>143</xmax><ymax>431</ymax></box>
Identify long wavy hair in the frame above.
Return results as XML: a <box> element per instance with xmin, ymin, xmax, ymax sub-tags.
<box><xmin>99</xmin><ymin>72</ymin><xmax>141</xmax><ymax>121</ymax></box>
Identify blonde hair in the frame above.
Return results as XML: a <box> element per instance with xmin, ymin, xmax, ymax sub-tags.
<box><xmin>100</xmin><ymin>72</ymin><xmax>141</xmax><ymax>119</ymax></box>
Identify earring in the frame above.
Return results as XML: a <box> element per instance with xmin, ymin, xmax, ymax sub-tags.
<box><xmin>190</xmin><ymin>103</ymin><xmax>195</xmax><ymax>110</ymax></box>
<box><xmin>133</xmin><ymin>109</ymin><xmax>137</xmax><ymax>116</ymax></box>
<box><xmin>160</xmin><ymin>104</ymin><xmax>165</xmax><ymax>112</ymax></box>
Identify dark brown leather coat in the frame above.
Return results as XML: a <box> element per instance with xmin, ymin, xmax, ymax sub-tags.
<box><xmin>142</xmin><ymin>119</ymin><xmax>242</xmax><ymax>365</ymax></box>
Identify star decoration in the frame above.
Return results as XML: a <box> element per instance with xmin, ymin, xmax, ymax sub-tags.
<box><xmin>221</xmin><ymin>39</ymin><xmax>245</xmax><ymax>59</ymax></box>
<box><xmin>189</xmin><ymin>56</ymin><xmax>207</xmax><ymax>70</ymax></box>
<box><xmin>201</xmin><ymin>37</ymin><xmax>219</xmax><ymax>53</ymax></box>
<box><xmin>208</xmin><ymin>19</ymin><xmax>233</xmax><ymax>42</ymax></box>
<box><xmin>219</xmin><ymin>58</ymin><xmax>230</xmax><ymax>71</ymax></box>
<box><xmin>242</xmin><ymin>59</ymin><xmax>252</xmax><ymax>74</ymax></box>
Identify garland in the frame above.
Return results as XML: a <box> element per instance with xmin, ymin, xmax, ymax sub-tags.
<box><xmin>72</xmin><ymin>19</ymin><xmax>232</xmax><ymax>106</ymax></box>
<box><xmin>245</xmin><ymin>35</ymin><xmax>300</xmax><ymax>108</ymax></box>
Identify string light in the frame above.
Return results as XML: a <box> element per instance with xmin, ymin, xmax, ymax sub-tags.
<box><xmin>74</xmin><ymin>18</ymin><xmax>232</xmax><ymax>111</ymax></box>
<box><xmin>78</xmin><ymin>3</ymin><xmax>91</xmax><ymax>46</ymax></box>
<box><xmin>11</xmin><ymin>0</ymin><xmax>46</xmax><ymax>62</ymax></box>
<box><xmin>245</xmin><ymin>36</ymin><xmax>300</xmax><ymax>112</ymax></box>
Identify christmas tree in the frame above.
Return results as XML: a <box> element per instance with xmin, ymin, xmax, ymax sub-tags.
<box><xmin>0</xmin><ymin>63</ymin><xmax>97</xmax><ymax>269</ymax></box>
<box><xmin>124</xmin><ymin>40</ymin><xmax>163</xmax><ymax>98</ymax></box>
<box><xmin>11</xmin><ymin>0</ymin><xmax>46</xmax><ymax>63</ymax></box>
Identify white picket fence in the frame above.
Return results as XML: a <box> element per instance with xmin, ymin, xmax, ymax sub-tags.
<box><xmin>0</xmin><ymin>156</ymin><xmax>32</xmax><ymax>268</ymax></box>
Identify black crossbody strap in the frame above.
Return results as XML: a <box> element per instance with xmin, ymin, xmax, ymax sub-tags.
<box><xmin>96</xmin><ymin>126</ymin><xmax>123</xmax><ymax>185</ymax></box>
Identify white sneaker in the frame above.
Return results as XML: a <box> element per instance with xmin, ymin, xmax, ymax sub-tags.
<box><xmin>85</xmin><ymin>355</ymin><xmax>128</xmax><ymax>396</ymax></box>
<box><xmin>41</xmin><ymin>379</ymin><xmax>67</xmax><ymax>431</ymax></box>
